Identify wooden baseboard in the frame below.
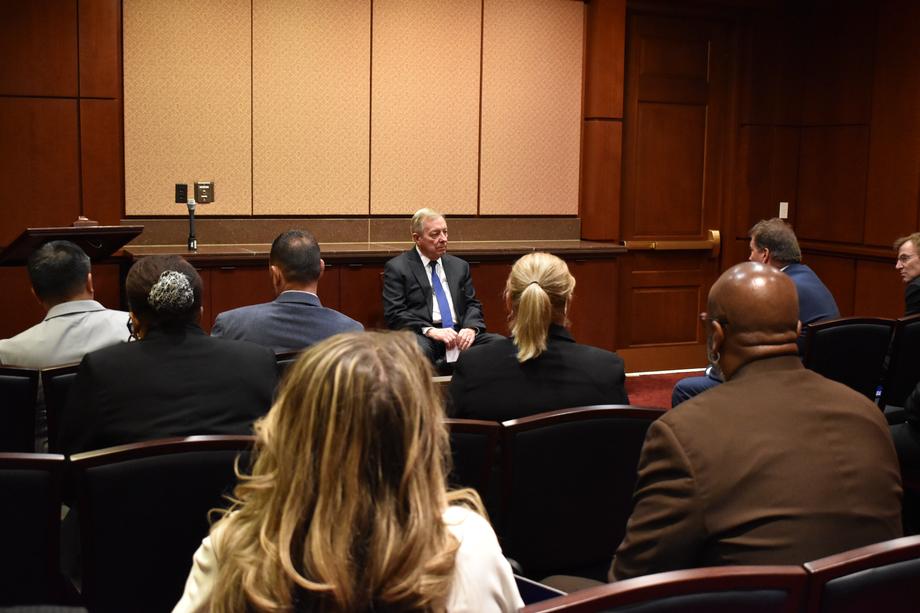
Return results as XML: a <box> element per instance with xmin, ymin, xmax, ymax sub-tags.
<box><xmin>617</xmin><ymin>343</ymin><xmax>708</xmax><ymax>373</ymax></box>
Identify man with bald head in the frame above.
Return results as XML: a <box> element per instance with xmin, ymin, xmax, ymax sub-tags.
<box><xmin>610</xmin><ymin>262</ymin><xmax>902</xmax><ymax>581</ymax></box>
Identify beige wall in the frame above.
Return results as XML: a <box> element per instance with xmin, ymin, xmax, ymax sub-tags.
<box><xmin>124</xmin><ymin>0</ymin><xmax>584</xmax><ymax>217</ymax></box>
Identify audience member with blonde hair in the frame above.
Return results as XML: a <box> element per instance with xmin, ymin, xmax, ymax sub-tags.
<box><xmin>449</xmin><ymin>252</ymin><xmax>627</xmax><ymax>421</ymax></box>
<box><xmin>173</xmin><ymin>331</ymin><xmax>522</xmax><ymax>612</ymax></box>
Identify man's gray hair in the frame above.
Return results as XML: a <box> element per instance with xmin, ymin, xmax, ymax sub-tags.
<box><xmin>410</xmin><ymin>208</ymin><xmax>444</xmax><ymax>235</ymax></box>
<box><xmin>749</xmin><ymin>218</ymin><xmax>801</xmax><ymax>265</ymax></box>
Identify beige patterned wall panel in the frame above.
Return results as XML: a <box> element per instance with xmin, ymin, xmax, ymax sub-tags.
<box><xmin>480</xmin><ymin>0</ymin><xmax>583</xmax><ymax>215</ymax></box>
<box><xmin>371</xmin><ymin>0</ymin><xmax>481</xmax><ymax>215</ymax></box>
<box><xmin>124</xmin><ymin>0</ymin><xmax>251</xmax><ymax>216</ymax></box>
<box><xmin>253</xmin><ymin>1</ymin><xmax>370</xmax><ymax>215</ymax></box>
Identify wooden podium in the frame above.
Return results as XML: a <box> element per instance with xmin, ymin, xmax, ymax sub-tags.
<box><xmin>0</xmin><ymin>224</ymin><xmax>143</xmax><ymax>266</ymax></box>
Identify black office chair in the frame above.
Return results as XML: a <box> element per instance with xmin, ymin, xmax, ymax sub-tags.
<box><xmin>0</xmin><ymin>366</ymin><xmax>39</xmax><ymax>452</ymax></box>
<box><xmin>879</xmin><ymin>314</ymin><xmax>920</xmax><ymax>410</ymax></box>
<box><xmin>521</xmin><ymin>565</ymin><xmax>807</xmax><ymax>613</ymax></box>
<box><xmin>803</xmin><ymin>535</ymin><xmax>920</xmax><ymax>613</ymax></box>
<box><xmin>69</xmin><ymin>435</ymin><xmax>255</xmax><ymax>613</ymax></box>
<box><xmin>40</xmin><ymin>363</ymin><xmax>80</xmax><ymax>453</ymax></box>
<box><xmin>0</xmin><ymin>453</ymin><xmax>67</xmax><ymax>606</ymax></box>
<box><xmin>500</xmin><ymin>405</ymin><xmax>665</xmax><ymax>580</ymax></box>
<box><xmin>802</xmin><ymin>317</ymin><xmax>895</xmax><ymax>400</ymax></box>
<box><xmin>445</xmin><ymin>417</ymin><xmax>501</xmax><ymax>520</ymax></box>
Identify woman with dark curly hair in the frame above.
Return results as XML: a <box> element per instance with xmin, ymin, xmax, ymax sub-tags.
<box><xmin>174</xmin><ymin>331</ymin><xmax>522</xmax><ymax>612</ymax></box>
<box><xmin>59</xmin><ymin>255</ymin><xmax>277</xmax><ymax>454</ymax></box>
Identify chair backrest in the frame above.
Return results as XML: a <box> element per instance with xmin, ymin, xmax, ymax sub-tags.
<box><xmin>445</xmin><ymin>418</ymin><xmax>500</xmax><ymax>508</ymax></box>
<box><xmin>0</xmin><ymin>453</ymin><xmax>66</xmax><ymax>606</ymax></box>
<box><xmin>500</xmin><ymin>405</ymin><xmax>665</xmax><ymax>579</ymax></box>
<box><xmin>0</xmin><ymin>366</ymin><xmax>39</xmax><ymax>452</ymax></box>
<box><xmin>40</xmin><ymin>362</ymin><xmax>80</xmax><ymax>452</ymax></box>
<box><xmin>879</xmin><ymin>314</ymin><xmax>920</xmax><ymax>409</ymax></box>
<box><xmin>802</xmin><ymin>317</ymin><xmax>895</xmax><ymax>400</ymax></box>
<box><xmin>274</xmin><ymin>349</ymin><xmax>301</xmax><ymax>379</ymax></box>
<box><xmin>70</xmin><ymin>435</ymin><xmax>256</xmax><ymax>613</ymax></box>
<box><xmin>803</xmin><ymin>535</ymin><xmax>920</xmax><ymax>613</ymax></box>
<box><xmin>521</xmin><ymin>565</ymin><xmax>807</xmax><ymax>613</ymax></box>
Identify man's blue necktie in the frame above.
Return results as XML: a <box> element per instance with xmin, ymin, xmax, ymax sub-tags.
<box><xmin>430</xmin><ymin>260</ymin><xmax>454</xmax><ymax>328</ymax></box>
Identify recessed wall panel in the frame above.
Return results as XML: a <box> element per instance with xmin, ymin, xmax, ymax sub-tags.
<box><xmin>370</xmin><ymin>0</ymin><xmax>480</xmax><ymax>215</ymax></box>
<box><xmin>480</xmin><ymin>0</ymin><xmax>583</xmax><ymax>215</ymax></box>
<box><xmin>254</xmin><ymin>0</ymin><xmax>370</xmax><ymax>215</ymax></box>
<box><xmin>124</xmin><ymin>0</ymin><xmax>251</xmax><ymax>215</ymax></box>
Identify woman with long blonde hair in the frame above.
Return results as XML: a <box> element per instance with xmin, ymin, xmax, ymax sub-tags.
<box><xmin>449</xmin><ymin>252</ymin><xmax>628</xmax><ymax>421</ymax></box>
<box><xmin>174</xmin><ymin>331</ymin><xmax>522</xmax><ymax>612</ymax></box>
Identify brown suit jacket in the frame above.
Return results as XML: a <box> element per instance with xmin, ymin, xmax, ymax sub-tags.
<box><xmin>611</xmin><ymin>355</ymin><xmax>902</xmax><ymax>581</ymax></box>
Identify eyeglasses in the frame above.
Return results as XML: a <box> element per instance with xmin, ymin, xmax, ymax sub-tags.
<box><xmin>897</xmin><ymin>253</ymin><xmax>917</xmax><ymax>264</ymax></box>
<box><xmin>126</xmin><ymin>318</ymin><xmax>138</xmax><ymax>342</ymax></box>
<box><xmin>699</xmin><ymin>312</ymin><xmax>729</xmax><ymax>326</ymax></box>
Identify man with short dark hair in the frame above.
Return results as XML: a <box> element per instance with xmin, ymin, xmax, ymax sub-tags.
<box><xmin>671</xmin><ymin>218</ymin><xmax>839</xmax><ymax>406</ymax></box>
<box><xmin>611</xmin><ymin>262</ymin><xmax>902</xmax><ymax>580</ymax></box>
<box><xmin>211</xmin><ymin>229</ymin><xmax>362</xmax><ymax>352</ymax></box>
<box><xmin>0</xmin><ymin>240</ymin><xmax>129</xmax><ymax>367</ymax></box>
<box><xmin>893</xmin><ymin>232</ymin><xmax>920</xmax><ymax>316</ymax></box>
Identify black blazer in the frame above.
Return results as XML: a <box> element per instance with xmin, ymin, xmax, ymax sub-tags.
<box><xmin>382</xmin><ymin>249</ymin><xmax>486</xmax><ymax>333</ymax></box>
<box><xmin>59</xmin><ymin>323</ymin><xmax>277</xmax><ymax>454</ymax></box>
<box><xmin>906</xmin><ymin>277</ymin><xmax>920</xmax><ymax>316</ymax></box>
<box><xmin>448</xmin><ymin>325</ymin><xmax>629</xmax><ymax>421</ymax></box>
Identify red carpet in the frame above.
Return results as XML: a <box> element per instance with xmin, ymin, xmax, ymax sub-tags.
<box><xmin>626</xmin><ymin>372</ymin><xmax>702</xmax><ymax>409</ymax></box>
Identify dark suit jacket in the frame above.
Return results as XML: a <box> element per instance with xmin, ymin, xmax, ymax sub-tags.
<box><xmin>383</xmin><ymin>249</ymin><xmax>486</xmax><ymax>333</ymax></box>
<box><xmin>449</xmin><ymin>325</ymin><xmax>628</xmax><ymax>421</ymax></box>
<box><xmin>60</xmin><ymin>324</ymin><xmax>277</xmax><ymax>454</ymax></box>
<box><xmin>612</xmin><ymin>355</ymin><xmax>902</xmax><ymax>581</ymax></box>
<box><xmin>784</xmin><ymin>263</ymin><xmax>840</xmax><ymax>326</ymax></box>
<box><xmin>906</xmin><ymin>277</ymin><xmax>920</xmax><ymax>316</ymax></box>
<box><xmin>211</xmin><ymin>291</ymin><xmax>363</xmax><ymax>352</ymax></box>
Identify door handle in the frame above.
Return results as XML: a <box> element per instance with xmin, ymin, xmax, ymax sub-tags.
<box><xmin>624</xmin><ymin>229</ymin><xmax>720</xmax><ymax>258</ymax></box>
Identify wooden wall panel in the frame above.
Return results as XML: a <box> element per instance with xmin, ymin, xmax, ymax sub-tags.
<box><xmin>315</xmin><ymin>265</ymin><xmax>341</xmax><ymax>313</ymax></box>
<box><xmin>802</xmin><ymin>253</ymin><xmax>855</xmax><ymax>317</ymax></box>
<box><xmin>795</xmin><ymin>126</ymin><xmax>869</xmax><ymax>244</ymax></box>
<box><xmin>340</xmin><ymin>265</ymin><xmax>387</xmax><ymax>330</ymax></box>
<box><xmin>0</xmin><ymin>0</ymin><xmax>77</xmax><ymax>97</ymax></box>
<box><xmin>0</xmin><ymin>99</ymin><xmax>81</xmax><ymax>245</ymax></box>
<box><xmin>480</xmin><ymin>0</ymin><xmax>583</xmax><ymax>215</ymax></box>
<box><xmin>580</xmin><ymin>121</ymin><xmax>622</xmax><ymax>240</ymax></box>
<box><xmin>123</xmin><ymin>0</ymin><xmax>251</xmax><ymax>216</ymax></box>
<box><xmin>854</xmin><ymin>259</ymin><xmax>907</xmax><ymax>319</ymax></box>
<box><xmin>0</xmin><ymin>269</ymin><xmax>45</xmax><ymax>341</ymax></box>
<box><xmin>79</xmin><ymin>0</ymin><xmax>121</xmax><ymax>98</ymax></box>
<box><xmin>371</xmin><ymin>0</ymin><xmax>480</xmax><ymax>216</ymax></box>
<box><xmin>863</xmin><ymin>0</ymin><xmax>920</xmax><ymax>248</ymax></box>
<box><xmin>740</xmin><ymin>11</ymin><xmax>804</xmax><ymax>126</ymax></box>
<box><xmin>735</xmin><ymin>126</ymin><xmax>799</xmax><ymax>235</ymax></box>
<box><xmin>800</xmin><ymin>1</ymin><xmax>876</xmax><ymax>126</ymax></box>
<box><xmin>469</xmin><ymin>261</ymin><xmax>512</xmax><ymax>336</ymax></box>
<box><xmin>209</xmin><ymin>267</ymin><xmax>275</xmax><ymax>328</ymax></box>
<box><xmin>568</xmin><ymin>259</ymin><xmax>617</xmax><ymax>351</ymax></box>
<box><xmin>197</xmin><ymin>268</ymin><xmax>213</xmax><ymax>334</ymax></box>
<box><xmin>81</xmin><ymin>100</ymin><xmax>123</xmax><ymax>225</ymax></box>
<box><xmin>629</xmin><ymin>287</ymin><xmax>700</xmax><ymax>346</ymax></box>
<box><xmin>253</xmin><ymin>0</ymin><xmax>369</xmax><ymax>216</ymax></box>
<box><xmin>584</xmin><ymin>0</ymin><xmax>626</xmax><ymax>119</ymax></box>
<box><xmin>91</xmin><ymin>264</ymin><xmax>123</xmax><ymax>313</ymax></box>
<box><xmin>633</xmin><ymin>104</ymin><xmax>706</xmax><ymax>236</ymax></box>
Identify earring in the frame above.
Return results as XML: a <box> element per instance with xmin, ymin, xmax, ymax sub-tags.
<box><xmin>708</xmin><ymin>350</ymin><xmax>720</xmax><ymax>364</ymax></box>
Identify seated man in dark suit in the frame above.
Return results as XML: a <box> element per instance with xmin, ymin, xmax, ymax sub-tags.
<box><xmin>611</xmin><ymin>262</ymin><xmax>902</xmax><ymax>580</ymax></box>
<box><xmin>894</xmin><ymin>232</ymin><xmax>920</xmax><ymax>316</ymax></box>
<box><xmin>383</xmin><ymin>208</ymin><xmax>497</xmax><ymax>364</ymax></box>
<box><xmin>672</xmin><ymin>218</ymin><xmax>839</xmax><ymax>406</ymax></box>
<box><xmin>211</xmin><ymin>229</ymin><xmax>363</xmax><ymax>352</ymax></box>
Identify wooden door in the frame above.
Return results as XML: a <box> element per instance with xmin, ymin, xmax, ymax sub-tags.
<box><xmin>618</xmin><ymin>12</ymin><xmax>733</xmax><ymax>371</ymax></box>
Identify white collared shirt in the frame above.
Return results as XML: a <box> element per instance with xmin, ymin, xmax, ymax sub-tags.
<box><xmin>416</xmin><ymin>247</ymin><xmax>458</xmax><ymax>326</ymax></box>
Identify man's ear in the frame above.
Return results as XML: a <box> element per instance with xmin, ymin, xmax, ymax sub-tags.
<box><xmin>30</xmin><ymin>287</ymin><xmax>42</xmax><ymax>307</ymax></box>
<box><xmin>269</xmin><ymin>265</ymin><xmax>283</xmax><ymax>286</ymax></box>
<box><xmin>711</xmin><ymin>321</ymin><xmax>726</xmax><ymax>356</ymax></box>
<box><xmin>762</xmin><ymin>247</ymin><xmax>772</xmax><ymax>266</ymax></box>
<box><xmin>796</xmin><ymin>320</ymin><xmax>802</xmax><ymax>336</ymax></box>
<box><xmin>318</xmin><ymin>258</ymin><xmax>325</xmax><ymax>279</ymax></box>
<box><xmin>86</xmin><ymin>272</ymin><xmax>95</xmax><ymax>296</ymax></box>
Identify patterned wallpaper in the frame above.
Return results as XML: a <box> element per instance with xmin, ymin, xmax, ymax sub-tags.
<box><xmin>371</xmin><ymin>0</ymin><xmax>481</xmax><ymax>215</ymax></box>
<box><xmin>124</xmin><ymin>0</ymin><xmax>583</xmax><ymax>217</ymax></box>
<box><xmin>253</xmin><ymin>0</ymin><xmax>370</xmax><ymax>215</ymax></box>
<box><xmin>480</xmin><ymin>0</ymin><xmax>584</xmax><ymax>215</ymax></box>
<box><xmin>124</xmin><ymin>0</ymin><xmax>252</xmax><ymax>215</ymax></box>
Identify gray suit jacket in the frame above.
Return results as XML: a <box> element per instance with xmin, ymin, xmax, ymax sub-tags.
<box><xmin>211</xmin><ymin>291</ymin><xmax>363</xmax><ymax>352</ymax></box>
